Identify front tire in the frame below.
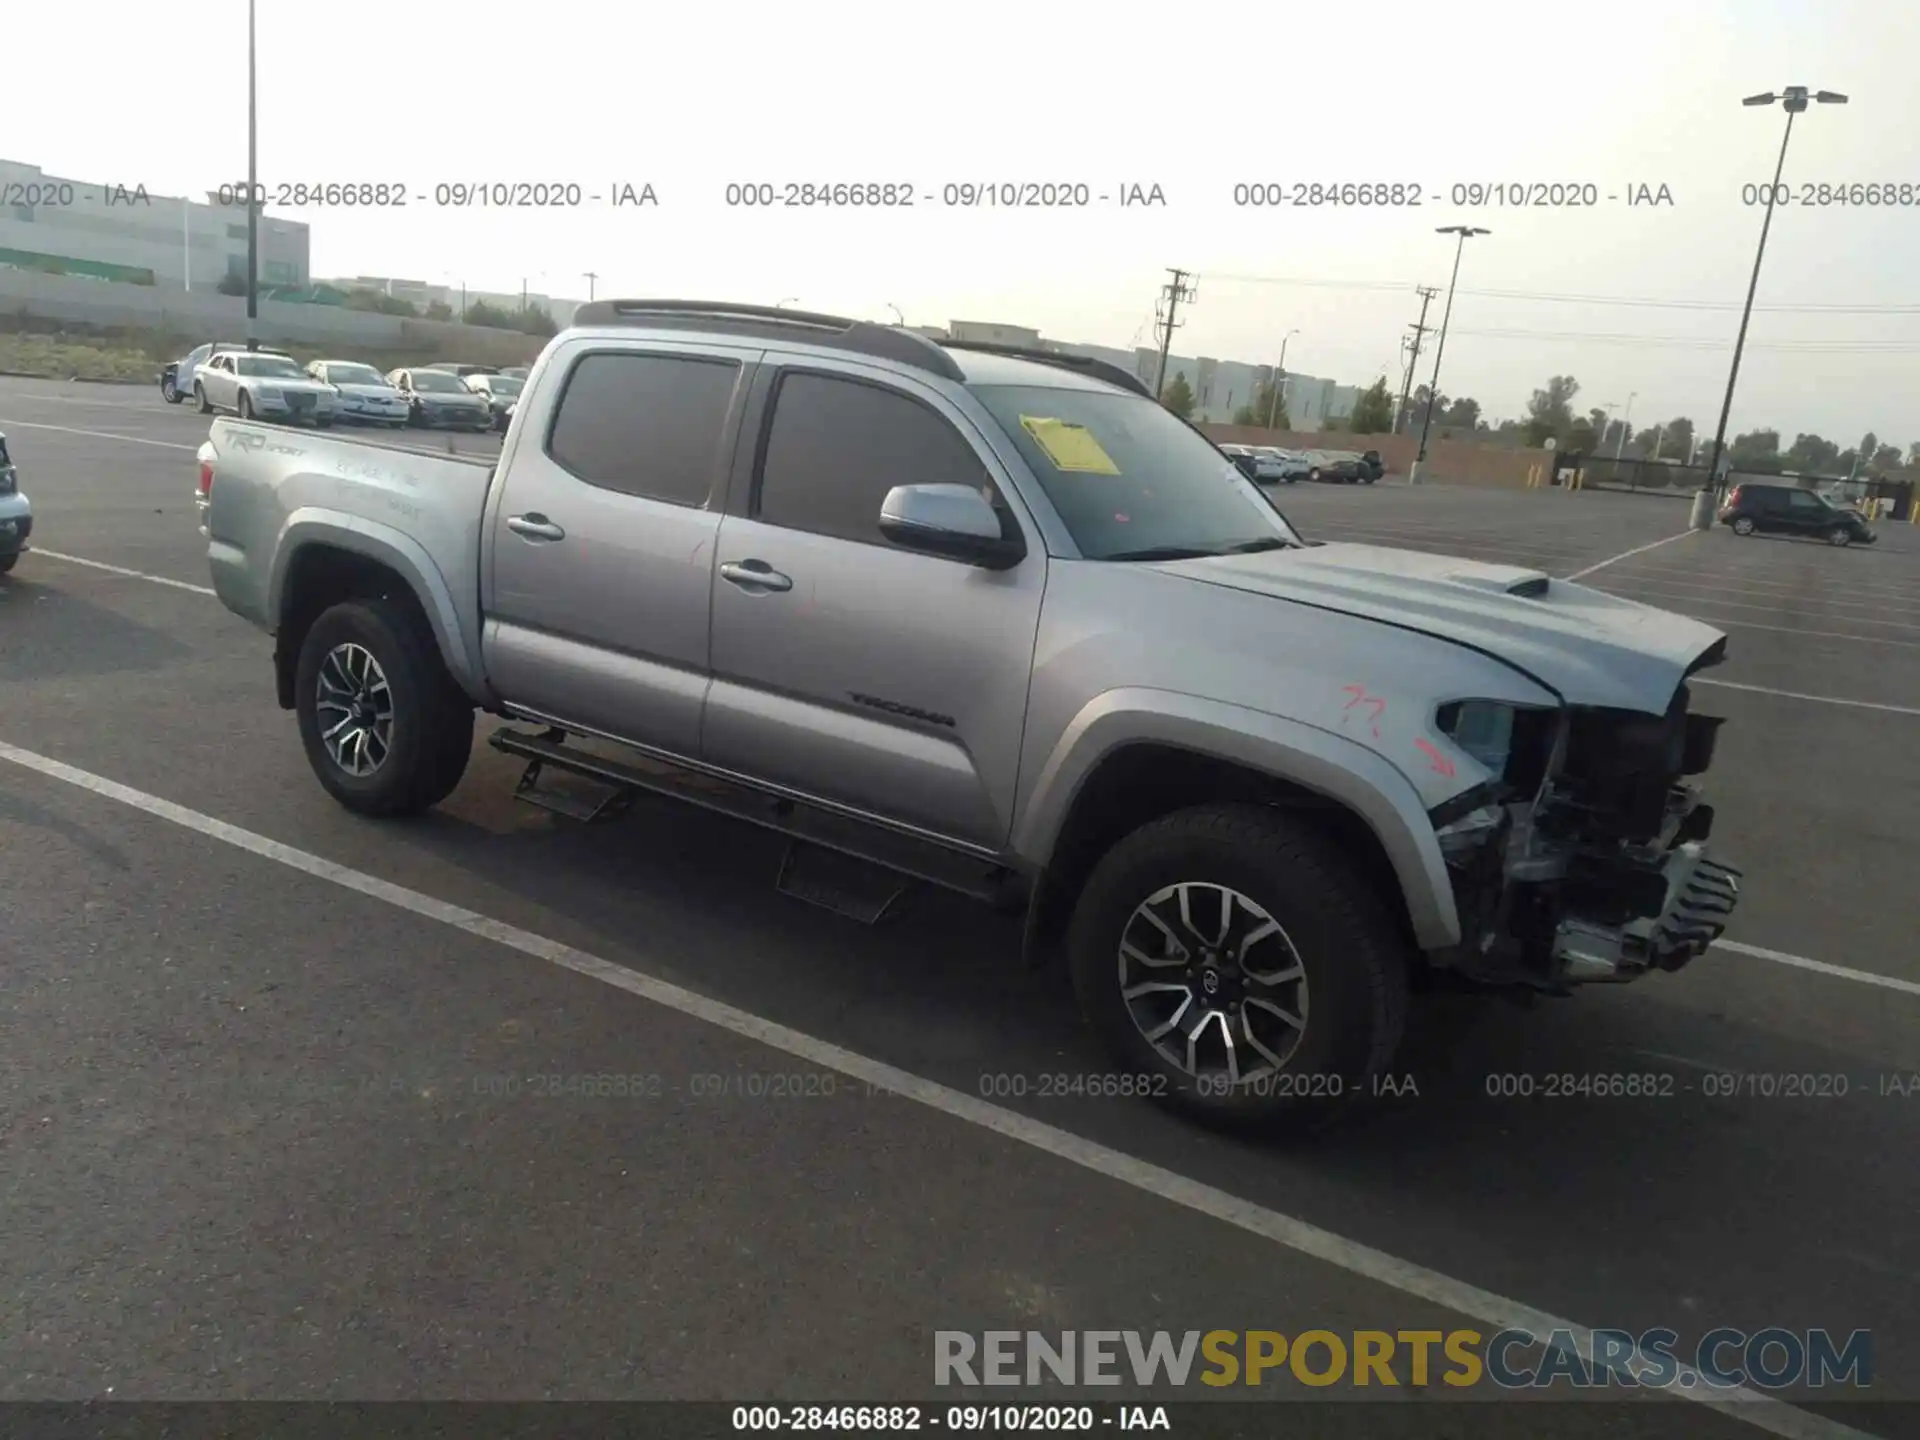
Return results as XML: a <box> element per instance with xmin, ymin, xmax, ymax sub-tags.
<box><xmin>1309</xmin><ymin>469</ymin><xmax>1322</xmax><ymax>483</ymax></box>
<box><xmin>1066</xmin><ymin>803</ymin><xmax>1410</xmax><ymax>1136</ymax></box>
<box><xmin>0</xmin><ymin>553</ymin><xmax>17</xmax><ymax>575</ymax></box>
<box><xmin>1731</xmin><ymin>516</ymin><xmax>1756</xmax><ymax>536</ymax></box>
<box><xmin>161</xmin><ymin>376</ymin><xmax>180</xmax><ymax>404</ymax></box>
<box><xmin>294</xmin><ymin>598</ymin><xmax>475</xmax><ymax>818</ymax></box>
<box><xmin>237</xmin><ymin>391</ymin><xmax>255</xmax><ymax>420</ymax></box>
<box><xmin>1828</xmin><ymin>526</ymin><xmax>1853</xmax><ymax>547</ymax></box>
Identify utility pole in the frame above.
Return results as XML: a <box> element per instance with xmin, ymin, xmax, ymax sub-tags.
<box><xmin>1412</xmin><ymin>228</ymin><xmax>1490</xmax><ymax>484</ymax></box>
<box><xmin>245</xmin><ymin>0</ymin><xmax>259</xmax><ymax>349</ymax></box>
<box><xmin>583</xmin><ymin>271</ymin><xmax>598</xmax><ymax>302</ymax></box>
<box><xmin>1266</xmin><ymin>329</ymin><xmax>1299</xmax><ymax>429</ymax></box>
<box><xmin>1153</xmin><ymin>267</ymin><xmax>1196</xmax><ymax>400</ymax></box>
<box><xmin>1394</xmin><ymin>285</ymin><xmax>1440</xmax><ymax>435</ymax></box>
<box><xmin>1614</xmin><ymin>392</ymin><xmax>1637</xmax><ymax>460</ymax></box>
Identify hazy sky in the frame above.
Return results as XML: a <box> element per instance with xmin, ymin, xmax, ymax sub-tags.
<box><xmin>11</xmin><ymin>0</ymin><xmax>1918</xmax><ymax>445</ymax></box>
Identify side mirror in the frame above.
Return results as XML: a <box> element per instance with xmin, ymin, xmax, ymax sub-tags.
<box><xmin>878</xmin><ymin>484</ymin><xmax>1025</xmax><ymax>570</ymax></box>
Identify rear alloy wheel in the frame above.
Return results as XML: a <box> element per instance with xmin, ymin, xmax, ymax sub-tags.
<box><xmin>1731</xmin><ymin>516</ymin><xmax>1756</xmax><ymax>536</ymax></box>
<box><xmin>1067</xmin><ymin>803</ymin><xmax>1410</xmax><ymax>1136</ymax></box>
<box><xmin>1309</xmin><ymin>468</ymin><xmax>1322</xmax><ymax>483</ymax></box>
<box><xmin>295</xmin><ymin>598</ymin><xmax>475</xmax><ymax>817</ymax></box>
<box><xmin>237</xmin><ymin>391</ymin><xmax>255</xmax><ymax>420</ymax></box>
<box><xmin>1828</xmin><ymin>526</ymin><xmax>1853</xmax><ymax>547</ymax></box>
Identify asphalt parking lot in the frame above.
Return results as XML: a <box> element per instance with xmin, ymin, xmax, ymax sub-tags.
<box><xmin>2</xmin><ymin>377</ymin><xmax>1916</xmax><ymax>1438</ymax></box>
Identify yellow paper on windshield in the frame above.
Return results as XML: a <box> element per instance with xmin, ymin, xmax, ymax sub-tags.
<box><xmin>1021</xmin><ymin>416</ymin><xmax>1122</xmax><ymax>475</ymax></box>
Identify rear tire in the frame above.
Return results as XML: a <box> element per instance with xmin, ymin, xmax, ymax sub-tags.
<box><xmin>294</xmin><ymin>598</ymin><xmax>475</xmax><ymax>818</ymax></box>
<box><xmin>1066</xmin><ymin>803</ymin><xmax>1410</xmax><ymax>1136</ymax></box>
<box><xmin>162</xmin><ymin>377</ymin><xmax>180</xmax><ymax>404</ymax></box>
<box><xmin>237</xmin><ymin>391</ymin><xmax>255</xmax><ymax>420</ymax></box>
<box><xmin>1731</xmin><ymin>516</ymin><xmax>1755</xmax><ymax>536</ymax></box>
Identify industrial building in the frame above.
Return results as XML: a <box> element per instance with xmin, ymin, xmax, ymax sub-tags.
<box><xmin>0</xmin><ymin>157</ymin><xmax>310</xmax><ymax>291</ymax></box>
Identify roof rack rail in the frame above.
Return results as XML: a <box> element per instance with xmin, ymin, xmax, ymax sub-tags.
<box><xmin>934</xmin><ymin>340</ymin><xmax>1154</xmax><ymax>399</ymax></box>
<box><xmin>569</xmin><ymin>299</ymin><xmax>965</xmax><ymax>382</ymax></box>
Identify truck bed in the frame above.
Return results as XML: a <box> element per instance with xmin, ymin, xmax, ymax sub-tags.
<box><xmin>199</xmin><ymin>419</ymin><xmax>498</xmax><ymax>692</ymax></box>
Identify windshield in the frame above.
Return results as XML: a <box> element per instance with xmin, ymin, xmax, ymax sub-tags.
<box><xmin>410</xmin><ymin>371</ymin><xmax>468</xmax><ymax>392</ymax></box>
<box><xmin>971</xmin><ymin>384</ymin><xmax>1304</xmax><ymax>560</ymax></box>
<box><xmin>326</xmin><ymin>363</ymin><xmax>387</xmax><ymax>386</ymax></box>
<box><xmin>484</xmin><ymin>376</ymin><xmax>524</xmax><ymax>397</ymax></box>
<box><xmin>237</xmin><ymin>356</ymin><xmax>304</xmax><ymax>378</ymax></box>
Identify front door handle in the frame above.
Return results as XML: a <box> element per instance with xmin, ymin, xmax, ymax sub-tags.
<box><xmin>719</xmin><ymin>559</ymin><xmax>793</xmax><ymax>593</ymax></box>
<box><xmin>507</xmin><ymin>513</ymin><xmax>565</xmax><ymax>542</ymax></box>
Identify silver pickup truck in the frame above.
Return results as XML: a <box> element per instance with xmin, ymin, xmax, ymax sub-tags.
<box><xmin>196</xmin><ymin>299</ymin><xmax>1743</xmax><ymax>1133</ymax></box>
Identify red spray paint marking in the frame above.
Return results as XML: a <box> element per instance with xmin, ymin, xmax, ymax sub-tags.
<box><xmin>1414</xmin><ymin>738</ymin><xmax>1457</xmax><ymax>778</ymax></box>
<box><xmin>1340</xmin><ymin>684</ymin><xmax>1386</xmax><ymax>739</ymax></box>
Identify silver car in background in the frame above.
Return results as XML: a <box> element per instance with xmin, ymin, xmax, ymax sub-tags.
<box><xmin>0</xmin><ymin>429</ymin><xmax>29</xmax><ymax>575</ymax></box>
<box><xmin>307</xmin><ymin>360</ymin><xmax>410</xmax><ymax>428</ymax></box>
<box><xmin>193</xmin><ymin>350</ymin><xmax>338</xmax><ymax>426</ymax></box>
<box><xmin>464</xmin><ymin>372</ymin><xmax>524</xmax><ymax>432</ymax></box>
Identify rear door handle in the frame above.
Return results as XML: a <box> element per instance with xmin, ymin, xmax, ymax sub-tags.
<box><xmin>719</xmin><ymin>560</ymin><xmax>793</xmax><ymax>593</ymax></box>
<box><xmin>507</xmin><ymin>513</ymin><xmax>565</xmax><ymax>542</ymax></box>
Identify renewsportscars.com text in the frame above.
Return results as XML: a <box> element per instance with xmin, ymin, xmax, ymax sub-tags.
<box><xmin>934</xmin><ymin>1328</ymin><xmax>1872</xmax><ymax>1391</ymax></box>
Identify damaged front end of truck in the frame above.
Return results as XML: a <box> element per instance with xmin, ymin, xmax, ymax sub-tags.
<box><xmin>1424</xmin><ymin>646</ymin><xmax>1743</xmax><ymax>994</ymax></box>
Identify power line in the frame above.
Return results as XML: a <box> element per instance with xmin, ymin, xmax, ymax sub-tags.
<box><xmin>1448</xmin><ymin>326</ymin><xmax>1920</xmax><ymax>351</ymax></box>
<box><xmin>1200</xmin><ymin>272</ymin><xmax>1920</xmax><ymax>314</ymax></box>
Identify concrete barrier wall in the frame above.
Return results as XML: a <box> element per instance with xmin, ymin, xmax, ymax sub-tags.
<box><xmin>1198</xmin><ymin>422</ymin><xmax>1552</xmax><ymax>490</ymax></box>
<box><xmin>0</xmin><ymin>269</ymin><xmax>543</xmax><ymax>365</ymax></box>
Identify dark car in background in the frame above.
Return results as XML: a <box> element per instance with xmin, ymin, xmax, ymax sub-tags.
<box><xmin>1303</xmin><ymin>449</ymin><xmax>1366</xmax><ymax>484</ymax></box>
<box><xmin>464</xmin><ymin>372</ymin><xmax>524</xmax><ymax>432</ymax></box>
<box><xmin>1359</xmin><ymin>449</ymin><xmax>1384</xmax><ymax>482</ymax></box>
<box><xmin>1719</xmin><ymin>482</ymin><xmax>1878</xmax><ymax>546</ymax></box>
<box><xmin>387</xmin><ymin>367</ymin><xmax>494</xmax><ymax>431</ymax></box>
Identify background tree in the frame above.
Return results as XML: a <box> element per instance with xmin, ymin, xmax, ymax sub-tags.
<box><xmin>1783</xmin><ymin>433</ymin><xmax>1840</xmax><ymax>472</ymax></box>
<box><xmin>1870</xmin><ymin>442</ymin><xmax>1903</xmax><ymax>471</ymax></box>
<box><xmin>516</xmin><ymin>304</ymin><xmax>558</xmax><ymax>338</ymax></box>
<box><xmin>1728</xmin><ymin>429</ymin><xmax>1782</xmax><ymax>470</ymax></box>
<box><xmin>463</xmin><ymin>298</ymin><xmax>514</xmax><ymax>329</ymax></box>
<box><xmin>1855</xmin><ymin>431</ymin><xmax>1879</xmax><ymax>471</ymax></box>
<box><xmin>215</xmin><ymin>272</ymin><xmax>247</xmax><ymax>297</ymax></box>
<box><xmin>1347</xmin><ymin>377</ymin><xmax>1395</xmax><ymax>434</ymax></box>
<box><xmin>1439</xmin><ymin>395</ymin><xmax>1481</xmax><ymax>429</ymax></box>
<box><xmin>1657</xmin><ymin>417</ymin><xmax>1696</xmax><ymax>461</ymax></box>
<box><xmin>1406</xmin><ymin>383</ymin><xmax>1444</xmax><ymax>435</ymax></box>
<box><xmin>344</xmin><ymin>287</ymin><xmax>418</xmax><ymax>317</ymax></box>
<box><xmin>1160</xmin><ymin>371</ymin><xmax>1196</xmax><ymax>420</ymax></box>
<box><xmin>1522</xmin><ymin>375</ymin><xmax>1580</xmax><ymax>446</ymax></box>
<box><xmin>1908</xmin><ymin>440</ymin><xmax>1920</xmax><ymax>466</ymax></box>
<box><xmin>1565</xmin><ymin>417</ymin><xmax>1598</xmax><ymax>456</ymax></box>
<box><xmin>423</xmin><ymin>299</ymin><xmax>454</xmax><ymax>321</ymax></box>
<box><xmin>1233</xmin><ymin>378</ymin><xmax>1289</xmax><ymax>429</ymax></box>
<box><xmin>1599</xmin><ymin>417</ymin><xmax>1627</xmax><ymax>455</ymax></box>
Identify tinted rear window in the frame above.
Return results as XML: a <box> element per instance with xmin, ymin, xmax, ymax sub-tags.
<box><xmin>547</xmin><ymin>351</ymin><xmax>741</xmax><ymax>507</ymax></box>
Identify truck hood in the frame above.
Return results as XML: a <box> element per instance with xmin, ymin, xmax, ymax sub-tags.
<box><xmin>1164</xmin><ymin>542</ymin><xmax>1727</xmax><ymax>714</ymax></box>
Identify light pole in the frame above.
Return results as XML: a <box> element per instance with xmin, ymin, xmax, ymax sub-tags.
<box><xmin>583</xmin><ymin>271</ymin><xmax>598</xmax><ymax>302</ymax></box>
<box><xmin>886</xmin><ymin>302</ymin><xmax>905</xmax><ymax>326</ymax></box>
<box><xmin>1614</xmin><ymin>392</ymin><xmax>1637</xmax><ymax>460</ymax></box>
<box><xmin>1693</xmin><ymin>85</ymin><xmax>1848</xmax><ymax>530</ymax></box>
<box><xmin>245</xmin><ymin>0</ymin><xmax>259</xmax><ymax>349</ymax></box>
<box><xmin>1266</xmin><ymin>329</ymin><xmax>1299</xmax><ymax>429</ymax></box>
<box><xmin>1410</xmin><ymin>225</ymin><xmax>1490</xmax><ymax>485</ymax></box>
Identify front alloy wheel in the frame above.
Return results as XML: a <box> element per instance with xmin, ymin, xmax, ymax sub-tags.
<box><xmin>1118</xmin><ymin>882</ymin><xmax>1308</xmax><ymax>1085</ymax></box>
<box><xmin>314</xmin><ymin>641</ymin><xmax>394</xmax><ymax>777</ymax></box>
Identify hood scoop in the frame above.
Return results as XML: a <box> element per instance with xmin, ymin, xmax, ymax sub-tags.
<box><xmin>1443</xmin><ymin>568</ymin><xmax>1552</xmax><ymax>599</ymax></box>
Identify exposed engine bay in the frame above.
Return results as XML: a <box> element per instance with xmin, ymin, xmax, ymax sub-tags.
<box><xmin>1426</xmin><ymin>671</ymin><xmax>1743</xmax><ymax>993</ymax></box>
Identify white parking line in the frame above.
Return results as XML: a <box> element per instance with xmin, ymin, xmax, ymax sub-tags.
<box><xmin>0</xmin><ymin>417</ymin><xmax>197</xmax><ymax>451</ymax></box>
<box><xmin>1694</xmin><ymin>616</ymin><xmax>1920</xmax><ymax>649</ymax></box>
<box><xmin>1717</xmin><ymin>939</ymin><xmax>1920</xmax><ymax>998</ymax></box>
<box><xmin>0</xmin><ymin>735</ymin><xmax>1885</xmax><ymax>1440</ymax></box>
<box><xmin>1601</xmin><ymin>585</ymin><xmax>1920</xmax><ymax>632</ymax></box>
<box><xmin>1692</xmin><ymin>678</ymin><xmax>1920</xmax><ymax>717</ymax></box>
<box><xmin>1563</xmin><ymin>531</ymin><xmax>1698</xmax><ymax>580</ymax></box>
<box><xmin>32</xmin><ymin>549</ymin><xmax>216</xmax><ymax>596</ymax></box>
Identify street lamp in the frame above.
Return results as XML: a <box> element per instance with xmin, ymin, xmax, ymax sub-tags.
<box><xmin>245</xmin><ymin>0</ymin><xmax>259</xmax><ymax>349</ymax></box>
<box><xmin>1266</xmin><ymin>329</ymin><xmax>1299</xmax><ymax>429</ymax></box>
<box><xmin>1693</xmin><ymin>85</ymin><xmax>1848</xmax><ymax>529</ymax></box>
<box><xmin>886</xmin><ymin>302</ymin><xmax>905</xmax><ymax>326</ymax></box>
<box><xmin>776</xmin><ymin>296</ymin><xmax>800</xmax><ymax>308</ymax></box>
<box><xmin>1614</xmin><ymin>391</ymin><xmax>1637</xmax><ymax>460</ymax></box>
<box><xmin>1410</xmin><ymin>226</ymin><xmax>1490</xmax><ymax>485</ymax></box>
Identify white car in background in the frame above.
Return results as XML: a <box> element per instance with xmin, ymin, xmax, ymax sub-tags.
<box><xmin>193</xmin><ymin>350</ymin><xmax>338</xmax><ymax>427</ymax></box>
<box><xmin>1255</xmin><ymin>446</ymin><xmax>1313</xmax><ymax>482</ymax></box>
<box><xmin>306</xmin><ymin>360</ymin><xmax>410</xmax><ymax>428</ymax></box>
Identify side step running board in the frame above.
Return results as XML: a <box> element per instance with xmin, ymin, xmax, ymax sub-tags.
<box><xmin>488</xmin><ymin>726</ymin><xmax>1025</xmax><ymax>921</ymax></box>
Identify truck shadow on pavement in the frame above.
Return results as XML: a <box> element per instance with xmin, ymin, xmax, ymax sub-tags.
<box><xmin>342</xmin><ymin>739</ymin><xmax>1920</xmax><ymax>1370</ymax></box>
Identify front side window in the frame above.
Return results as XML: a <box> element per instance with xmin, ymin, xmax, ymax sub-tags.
<box><xmin>970</xmin><ymin>384</ymin><xmax>1302</xmax><ymax>560</ymax></box>
<box><xmin>547</xmin><ymin>351</ymin><xmax>740</xmax><ymax>507</ymax></box>
<box><xmin>755</xmin><ymin>372</ymin><xmax>992</xmax><ymax>546</ymax></box>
